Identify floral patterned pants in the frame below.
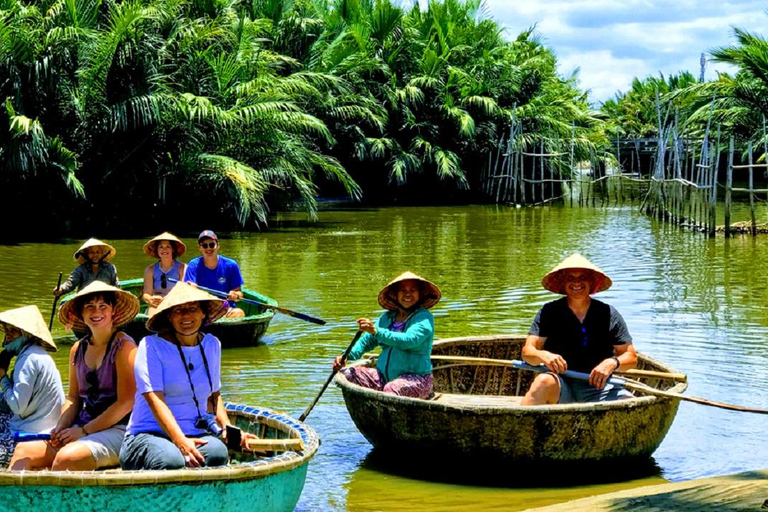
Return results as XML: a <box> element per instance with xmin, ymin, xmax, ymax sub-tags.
<box><xmin>342</xmin><ymin>367</ymin><xmax>433</xmax><ymax>399</ymax></box>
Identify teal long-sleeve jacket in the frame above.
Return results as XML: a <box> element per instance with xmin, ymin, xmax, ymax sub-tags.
<box><xmin>347</xmin><ymin>307</ymin><xmax>434</xmax><ymax>383</ymax></box>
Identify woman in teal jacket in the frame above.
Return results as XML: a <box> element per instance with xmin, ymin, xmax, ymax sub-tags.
<box><xmin>334</xmin><ymin>271</ymin><xmax>441</xmax><ymax>398</ymax></box>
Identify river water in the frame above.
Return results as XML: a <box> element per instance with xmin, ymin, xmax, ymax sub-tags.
<box><xmin>1</xmin><ymin>204</ymin><xmax>767</xmax><ymax>510</ymax></box>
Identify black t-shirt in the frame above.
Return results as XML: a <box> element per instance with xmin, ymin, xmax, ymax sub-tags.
<box><xmin>529</xmin><ymin>297</ymin><xmax>632</xmax><ymax>373</ymax></box>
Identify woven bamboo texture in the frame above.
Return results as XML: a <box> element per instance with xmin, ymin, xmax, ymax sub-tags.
<box><xmin>336</xmin><ymin>334</ymin><xmax>686</xmax><ymax>463</ymax></box>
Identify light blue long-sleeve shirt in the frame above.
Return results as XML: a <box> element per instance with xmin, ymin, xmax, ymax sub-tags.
<box><xmin>0</xmin><ymin>344</ymin><xmax>65</xmax><ymax>434</ymax></box>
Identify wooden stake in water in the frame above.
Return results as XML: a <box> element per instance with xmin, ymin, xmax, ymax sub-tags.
<box><xmin>748</xmin><ymin>142</ymin><xmax>757</xmax><ymax>236</ymax></box>
<box><xmin>725</xmin><ymin>137</ymin><xmax>734</xmax><ymax>237</ymax></box>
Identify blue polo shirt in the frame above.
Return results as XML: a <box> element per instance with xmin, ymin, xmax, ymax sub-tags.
<box><xmin>184</xmin><ymin>255</ymin><xmax>244</xmax><ymax>305</ymax></box>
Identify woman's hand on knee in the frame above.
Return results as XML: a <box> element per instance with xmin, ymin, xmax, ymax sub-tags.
<box><xmin>54</xmin><ymin>427</ymin><xmax>86</xmax><ymax>447</ymax></box>
<box><xmin>175</xmin><ymin>437</ymin><xmax>207</xmax><ymax>467</ymax></box>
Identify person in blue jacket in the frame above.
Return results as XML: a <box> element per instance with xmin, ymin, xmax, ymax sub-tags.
<box><xmin>0</xmin><ymin>306</ymin><xmax>65</xmax><ymax>469</ymax></box>
<box><xmin>333</xmin><ymin>271</ymin><xmax>441</xmax><ymax>399</ymax></box>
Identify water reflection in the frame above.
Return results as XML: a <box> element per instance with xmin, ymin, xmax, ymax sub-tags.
<box><xmin>358</xmin><ymin>449</ymin><xmax>663</xmax><ymax>488</ymax></box>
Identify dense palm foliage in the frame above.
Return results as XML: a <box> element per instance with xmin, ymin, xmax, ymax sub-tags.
<box><xmin>0</xmin><ymin>0</ymin><xmax>603</xmax><ymax>234</ymax></box>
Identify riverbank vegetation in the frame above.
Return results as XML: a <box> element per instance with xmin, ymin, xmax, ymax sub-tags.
<box><xmin>2</xmin><ymin>0</ymin><xmax>766</xmax><ymax>236</ymax></box>
<box><xmin>0</xmin><ymin>0</ymin><xmax>600</xmax><ymax>235</ymax></box>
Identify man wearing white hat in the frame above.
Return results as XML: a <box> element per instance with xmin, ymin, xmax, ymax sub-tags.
<box><xmin>521</xmin><ymin>253</ymin><xmax>637</xmax><ymax>405</ymax></box>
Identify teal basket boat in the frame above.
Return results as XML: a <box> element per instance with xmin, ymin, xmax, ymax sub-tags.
<box><xmin>60</xmin><ymin>278</ymin><xmax>276</xmax><ymax>347</ymax></box>
<box><xmin>0</xmin><ymin>404</ymin><xmax>319</xmax><ymax>512</ymax></box>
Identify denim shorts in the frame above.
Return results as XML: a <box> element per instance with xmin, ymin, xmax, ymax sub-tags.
<box><xmin>557</xmin><ymin>375</ymin><xmax>633</xmax><ymax>403</ymax></box>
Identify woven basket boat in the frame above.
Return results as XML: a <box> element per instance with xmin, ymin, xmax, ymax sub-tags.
<box><xmin>0</xmin><ymin>404</ymin><xmax>319</xmax><ymax>512</ymax></box>
<box><xmin>336</xmin><ymin>334</ymin><xmax>686</xmax><ymax>464</ymax></box>
<box><xmin>60</xmin><ymin>278</ymin><xmax>276</xmax><ymax>347</ymax></box>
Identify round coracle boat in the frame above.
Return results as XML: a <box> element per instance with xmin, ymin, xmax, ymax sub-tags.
<box><xmin>0</xmin><ymin>404</ymin><xmax>319</xmax><ymax>512</ymax></box>
<box><xmin>335</xmin><ymin>335</ymin><xmax>687</xmax><ymax>464</ymax></box>
<box><xmin>60</xmin><ymin>278</ymin><xmax>277</xmax><ymax>347</ymax></box>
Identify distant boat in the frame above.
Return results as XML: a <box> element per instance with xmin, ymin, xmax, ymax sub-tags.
<box><xmin>0</xmin><ymin>404</ymin><xmax>319</xmax><ymax>512</ymax></box>
<box><xmin>336</xmin><ymin>334</ymin><xmax>686</xmax><ymax>464</ymax></box>
<box><xmin>60</xmin><ymin>278</ymin><xmax>276</xmax><ymax>347</ymax></box>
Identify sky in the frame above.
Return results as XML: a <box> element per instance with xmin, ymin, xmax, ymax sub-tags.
<box><xmin>419</xmin><ymin>1</ymin><xmax>768</xmax><ymax>105</ymax></box>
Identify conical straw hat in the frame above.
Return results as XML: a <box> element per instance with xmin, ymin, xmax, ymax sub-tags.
<box><xmin>146</xmin><ymin>281</ymin><xmax>229</xmax><ymax>332</ymax></box>
<box><xmin>541</xmin><ymin>253</ymin><xmax>612</xmax><ymax>295</ymax></box>
<box><xmin>0</xmin><ymin>305</ymin><xmax>57</xmax><ymax>352</ymax></box>
<box><xmin>74</xmin><ymin>238</ymin><xmax>116</xmax><ymax>264</ymax></box>
<box><xmin>378</xmin><ymin>271</ymin><xmax>442</xmax><ymax>310</ymax></box>
<box><xmin>143</xmin><ymin>232</ymin><xmax>187</xmax><ymax>259</ymax></box>
<box><xmin>59</xmin><ymin>281</ymin><xmax>140</xmax><ymax>333</ymax></box>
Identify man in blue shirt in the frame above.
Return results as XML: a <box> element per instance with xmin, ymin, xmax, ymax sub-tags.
<box><xmin>184</xmin><ymin>230</ymin><xmax>245</xmax><ymax>318</ymax></box>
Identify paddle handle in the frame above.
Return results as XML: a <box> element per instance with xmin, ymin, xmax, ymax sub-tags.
<box><xmin>299</xmin><ymin>330</ymin><xmax>363</xmax><ymax>422</ymax></box>
<box><xmin>14</xmin><ymin>432</ymin><xmax>51</xmax><ymax>442</ymax></box>
<box><xmin>49</xmin><ymin>272</ymin><xmax>63</xmax><ymax>330</ymax></box>
<box><xmin>244</xmin><ymin>437</ymin><xmax>305</xmax><ymax>452</ymax></box>
<box><xmin>511</xmin><ymin>360</ymin><xmax>627</xmax><ymax>387</ymax></box>
<box><xmin>514</xmin><ymin>360</ymin><xmax>768</xmax><ymax>415</ymax></box>
<box><xmin>169</xmin><ymin>279</ymin><xmax>326</xmax><ymax>325</ymax></box>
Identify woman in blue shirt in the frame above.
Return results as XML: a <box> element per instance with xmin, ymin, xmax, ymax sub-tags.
<box><xmin>120</xmin><ymin>282</ymin><xmax>255</xmax><ymax>470</ymax></box>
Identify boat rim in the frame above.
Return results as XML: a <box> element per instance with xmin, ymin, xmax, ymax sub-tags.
<box><xmin>335</xmin><ymin>334</ymin><xmax>688</xmax><ymax>414</ymax></box>
<box><xmin>0</xmin><ymin>403</ymin><xmax>319</xmax><ymax>486</ymax></box>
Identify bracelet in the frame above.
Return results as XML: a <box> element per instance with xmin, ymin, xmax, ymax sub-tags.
<box><xmin>611</xmin><ymin>357</ymin><xmax>621</xmax><ymax>371</ymax></box>
<box><xmin>81</xmin><ymin>425</ymin><xmax>89</xmax><ymax>436</ymax></box>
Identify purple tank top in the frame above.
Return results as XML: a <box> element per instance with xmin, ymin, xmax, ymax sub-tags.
<box><xmin>74</xmin><ymin>333</ymin><xmax>129</xmax><ymax>426</ymax></box>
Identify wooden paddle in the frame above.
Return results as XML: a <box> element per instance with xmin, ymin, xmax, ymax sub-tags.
<box><xmin>169</xmin><ymin>278</ymin><xmax>326</xmax><ymax>326</ymax></box>
<box><xmin>298</xmin><ymin>330</ymin><xmax>363</xmax><ymax>422</ymax></box>
<box><xmin>512</xmin><ymin>360</ymin><xmax>768</xmax><ymax>415</ymax></box>
<box><xmin>225</xmin><ymin>425</ymin><xmax>305</xmax><ymax>453</ymax></box>
<box><xmin>430</xmin><ymin>355</ymin><xmax>687</xmax><ymax>382</ymax></box>
<box><xmin>49</xmin><ymin>272</ymin><xmax>63</xmax><ymax>330</ymax></box>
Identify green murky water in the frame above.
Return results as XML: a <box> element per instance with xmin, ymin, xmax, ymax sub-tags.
<box><xmin>2</xmin><ymin>204</ymin><xmax>768</xmax><ymax>511</ymax></box>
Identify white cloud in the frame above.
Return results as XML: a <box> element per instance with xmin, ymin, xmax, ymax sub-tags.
<box><xmin>481</xmin><ymin>1</ymin><xmax>768</xmax><ymax>103</ymax></box>
<box><xmin>411</xmin><ymin>1</ymin><xmax>766</xmax><ymax>102</ymax></box>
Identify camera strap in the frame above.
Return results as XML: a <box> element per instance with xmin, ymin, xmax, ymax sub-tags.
<box><xmin>173</xmin><ymin>336</ymin><xmax>215</xmax><ymax>422</ymax></box>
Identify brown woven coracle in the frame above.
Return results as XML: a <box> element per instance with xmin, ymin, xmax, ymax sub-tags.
<box><xmin>377</xmin><ymin>271</ymin><xmax>441</xmax><ymax>310</ymax></box>
<box><xmin>58</xmin><ymin>281</ymin><xmax>140</xmax><ymax>333</ymax></box>
<box><xmin>143</xmin><ymin>232</ymin><xmax>187</xmax><ymax>259</ymax></box>
<box><xmin>74</xmin><ymin>238</ymin><xmax>117</xmax><ymax>264</ymax></box>
<box><xmin>146</xmin><ymin>281</ymin><xmax>229</xmax><ymax>332</ymax></box>
<box><xmin>0</xmin><ymin>305</ymin><xmax>57</xmax><ymax>351</ymax></box>
<box><xmin>540</xmin><ymin>253</ymin><xmax>612</xmax><ymax>295</ymax></box>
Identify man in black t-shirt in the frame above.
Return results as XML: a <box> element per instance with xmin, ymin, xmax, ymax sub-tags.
<box><xmin>521</xmin><ymin>253</ymin><xmax>637</xmax><ymax>405</ymax></box>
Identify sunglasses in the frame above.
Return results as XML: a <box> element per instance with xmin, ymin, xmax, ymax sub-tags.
<box><xmin>160</xmin><ymin>274</ymin><xmax>167</xmax><ymax>289</ymax></box>
<box><xmin>581</xmin><ymin>325</ymin><xmax>588</xmax><ymax>347</ymax></box>
<box><xmin>85</xmin><ymin>370</ymin><xmax>99</xmax><ymax>394</ymax></box>
<box><xmin>199</xmin><ymin>242</ymin><xmax>217</xmax><ymax>249</ymax></box>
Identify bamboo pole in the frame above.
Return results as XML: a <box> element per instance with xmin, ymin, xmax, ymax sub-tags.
<box><xmin>725</xmin><ymin>137</ymin><xmax>733</xmax><ymax>236</ymax></box>
<box><xmin>570</xmin><ymin>122</ymin><xmax>575</xmax><ymax>206</ymax></box>
<box><xmin>708</xmin><ymin>130</ymin><xmax>720</xmax><ymax>237</ymax></box>
<box><xmin>540</xmin><ymin>139</ymin><xmax>545</xmax><ymax>203</ymax></box>
<box><xmin>749</xmin><ymin>142</ymin><xmax>757</xmax><ymax>235</ymax></box>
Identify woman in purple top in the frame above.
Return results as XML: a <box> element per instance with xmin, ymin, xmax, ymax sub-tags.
<box><xmin>120</xmin><ymin>282</ymin><xmax>256</xmax><ymax>470</ymax></box>
<box><xmin>142</xmin><ymin>232</ymin><xmax>188</xmax><ymax>316</ymax></box>
<box><xmin>11</xmin><ymin>282</ymin><xmax>139</xmax><ymax>470</ymax></box>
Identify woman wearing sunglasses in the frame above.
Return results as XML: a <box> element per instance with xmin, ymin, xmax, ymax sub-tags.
<box><xmin>0</xmin><ymin>306</ymin><xmax>64</xmax><ymax>468</ymax></box>
<box><xmin>10</xmin><ymin>282</ymin><xmax>139</xmax><ymax>470</ymax></box>
<box><xmin>142</xmin><ymin>232</ymin><xmax>188</xmax><ymax>316</ymax></box>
